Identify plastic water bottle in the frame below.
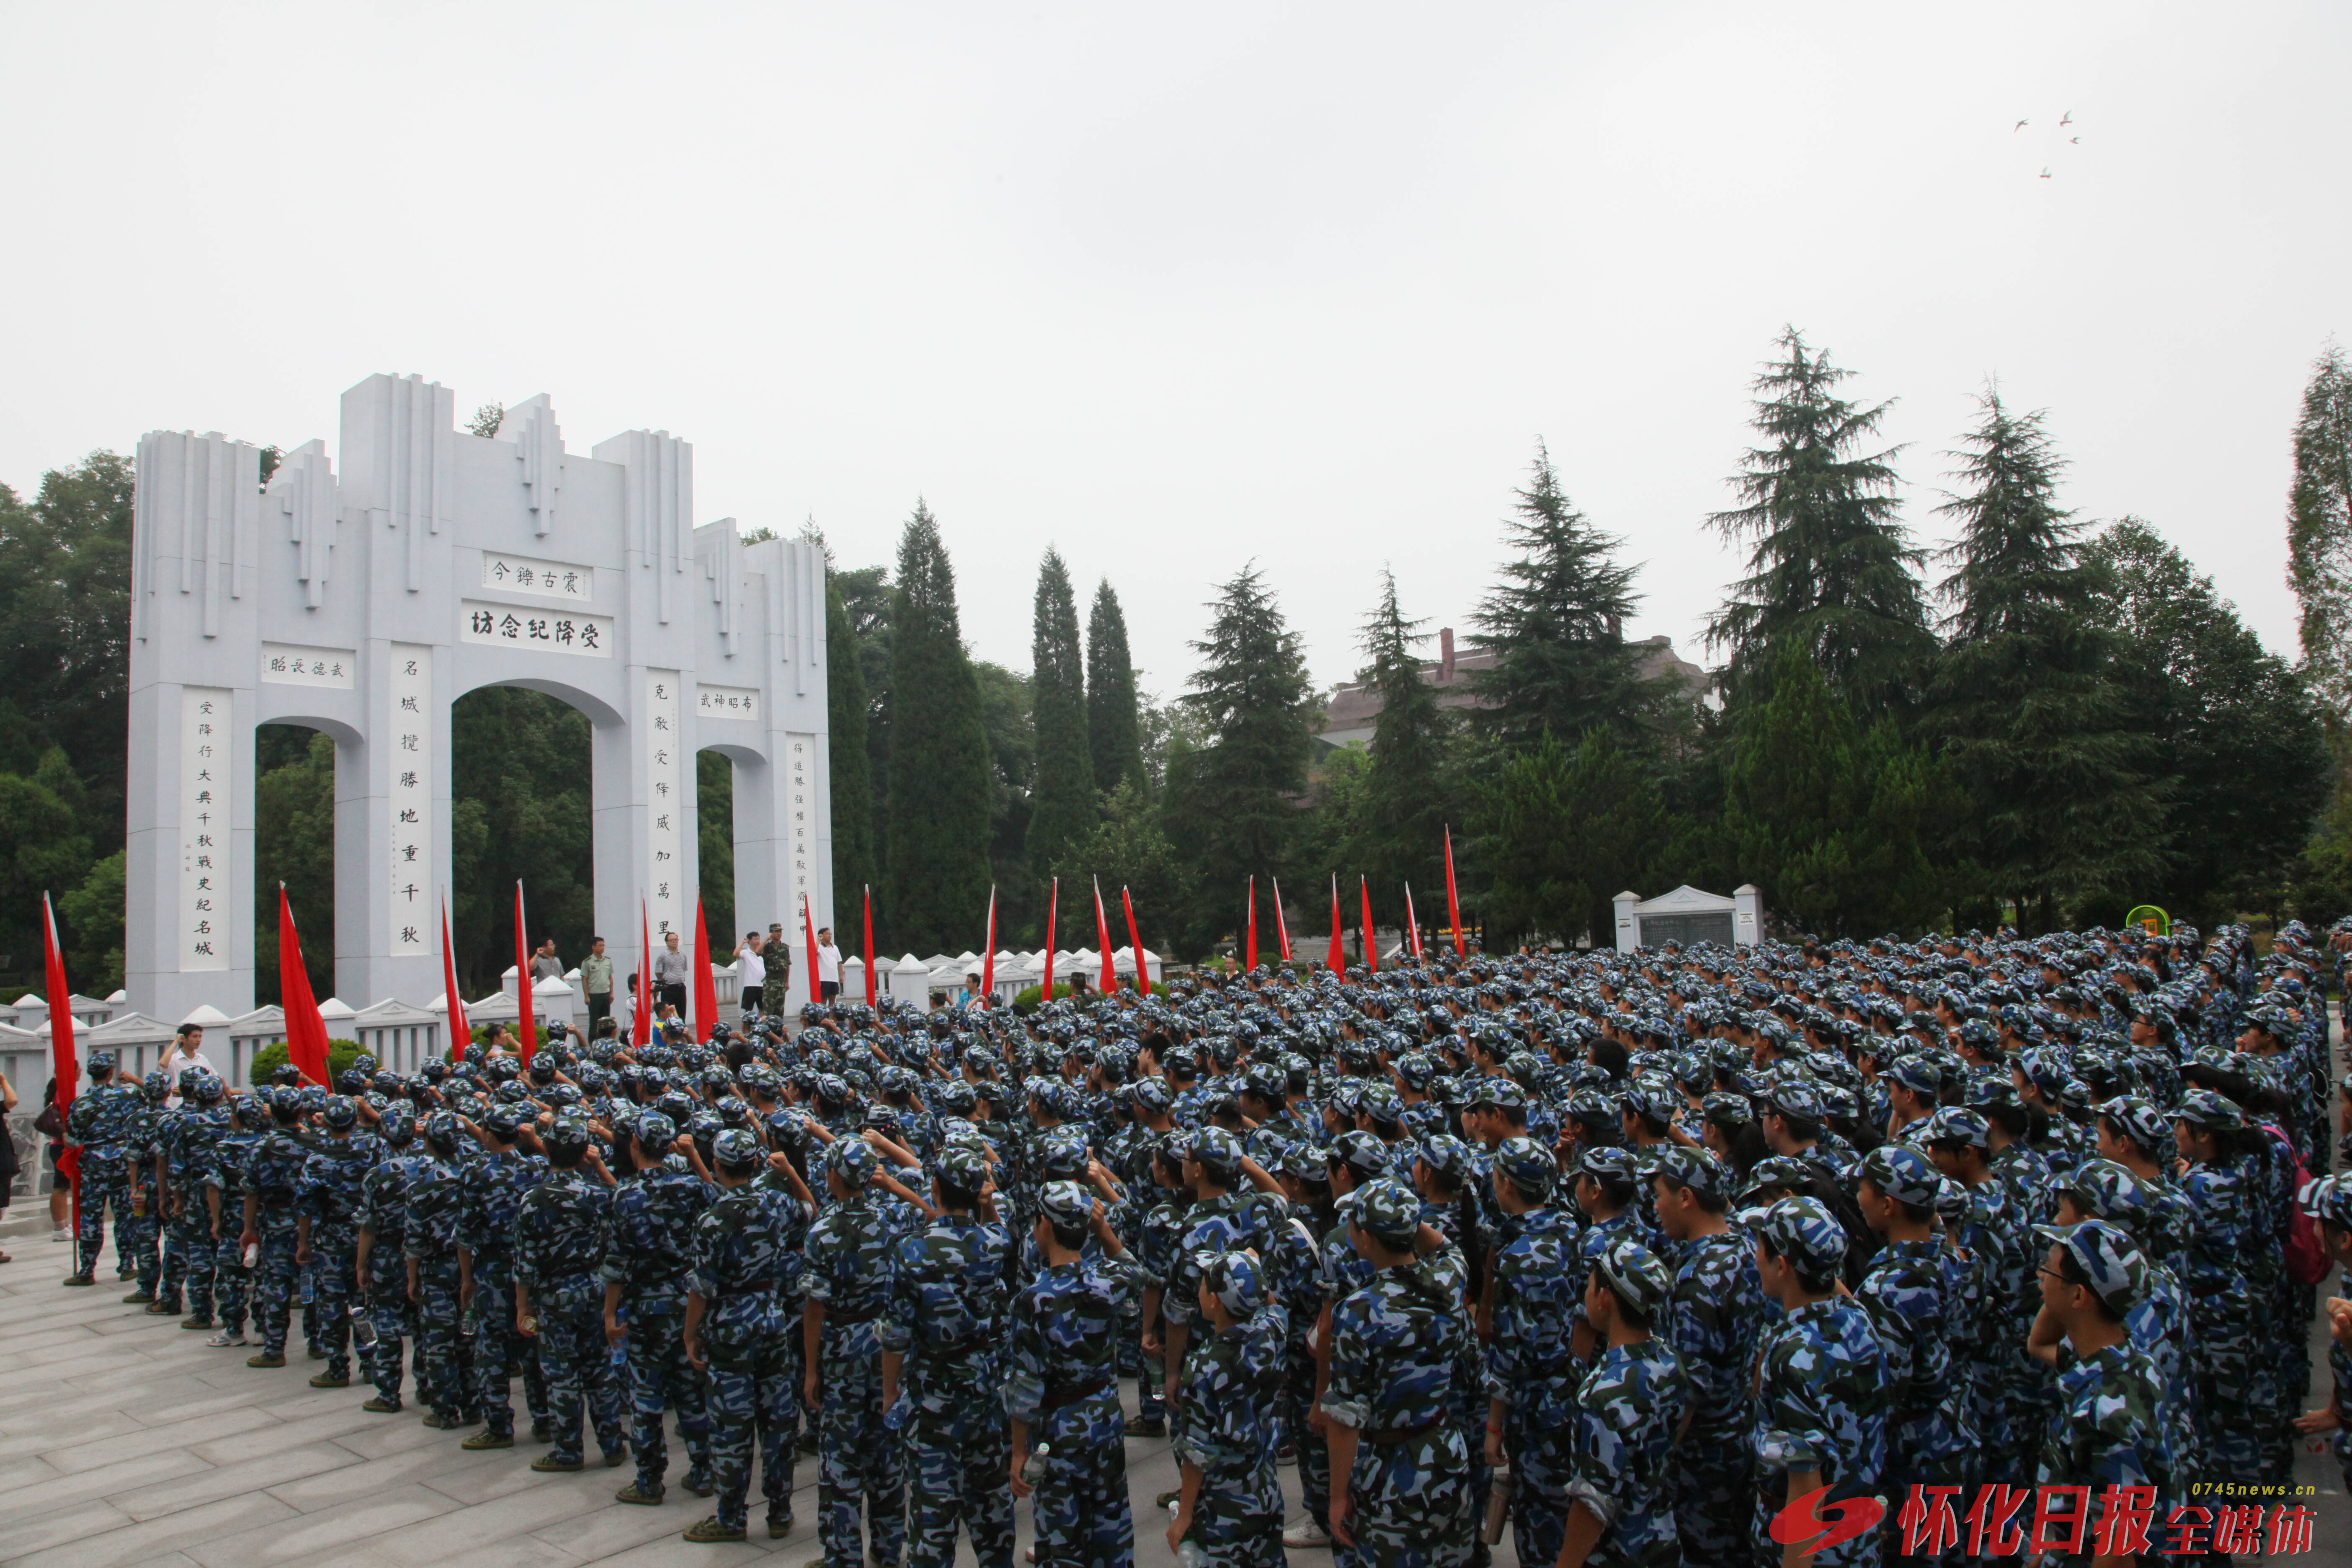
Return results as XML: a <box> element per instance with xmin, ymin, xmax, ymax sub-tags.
<box><xmin>349</xmin><ymin>1304</ymin><xmax>378</xmax><ymax>1350</ymax></box>
<box><xmin>882</xmin><ymin>1397</ymin><xmax>908</xmax><ymax>1432</ymax></box>
<box><xmin>1177</xmin><ymin>1543</ymin><xmax>1207</xmax><ymax>1568</ymax></box>
<box><xmin>299</xmin><ymin>1274</ymin><xmax>315</xmax><ymax>1305</ymax></box>
<box><xmin>241</xmin><ymin>1241</ymin><xmax>258</xmax><ymax>1269</ymax></box>
<box><xmin>609</xmin><ymin>1340</ymin><xmax>629</xmax><ymax>1370</ymax></box>
<box><xmin>1019</xmin><ymin>1440</ymin><xmax>1050</xmax><ymax>1487</ymax></box>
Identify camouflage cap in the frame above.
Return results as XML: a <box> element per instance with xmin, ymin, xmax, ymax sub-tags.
<box><xmin>1738</xmin><ymin>1194</ymin><xmax>1849</xmax><ymax>1278</ymax></box>
<box><xmin>481</xmin><ymin>1104</ymin><xmax>528</xmax><ymax>1141</ymax></box>
<box><xmin>1190</xmin><ymin>1124</ymin><xmax>1245</xmax><ymax>1177</ymax></box>
<box><xmin>1764</xmin><ymin>1080</ymin><xmax>1823</xmax><ymax>1123</ymax></box>
<box><xmin>1742</xmin><ymin>1154</ymin><xmax>1817</xmax><ymax>1202</ymax></box>
<box><xmin>1884</xmin><ymin>1055</ymin><xmax>1943</xmax><ymax>1097</ymax></box>
<box><xmin>1575</xmin><ymin>1145</ymin><xmax>1637</xmax><ymax>1184</ymax></box>
<box><xmin>1621</xmin><ymin>1081</ymin><xmax>1680</xmax><ymax>1124</ymax></box>
<box><xmin>826</xmin><ymin>1137</ymin><xmax>877</xmax><ymax>1182</ymax></box>
<box><xmin>2096</xmin><ymin>1094</ymin><xmax>2170</xmax><ymax>1152</ymax></box>
<box><xmin>1327</xmin><ymin>1130</ymin><xmax>1391</xmax><ymax>1180</ymax></box>
<box><xmin>542</xmin><ymin>1117</ymin><xmax>592</xmax><ymax>1162</ymax></box>
<box><xmin>1924</xmin><ymin>1106</ymin><xmax>1990</xmax><ymax>1149</ymax></box>
<box><xmin>1351</xmin><ymin>1179</ymin><xmax>1423</xmax><ymax>1246</ymax></box>
<box><xmin>2174</xmin><ymin>1088</ymin><xmax>2244</xmax><ymax>1131</ymax></box>
<box><xmin>1199</xmin><ymin>1249</ymin><xmax>1269</xmax><ymax>1317</ymax></box>
<box><xmin>1593</xmin><ymin>1236</ymin><xmax>1674</xmax><ymax>1316</ymax></box>
<box><xmin>1700</xmin><ymin>1091</ymin><xmax>1754</xmax><ymax>1127</ymax></box>
<box><xmin>934</xmin><ymin>1142</ymin><xmax>991</xmax><ymax>1191</ymax></box>
<box><xmin>379</xmin><ymin>1107</ymin><xmax>416</xmax><ymax>1146</ymax></box>
<box><xmin>1467</xmin><ymin>1076</ymin><xmax>1527</xmax><ymax>1111</ymax></box>
<box><xmin>711</xmin><ymin>1127</ymin><xmax>763</xmax><ymax>1171</ymax></box>
<box><xmin>2306</xmin><ymin>1172</ymin><xmax>2352</xmax><ymax>1232</ymax></box>
<box><xmin>1418</xmin><ymin>1132</ymin><xmax>1476</xmax><ymax>1182</ymax></box>
<box><xmin>2061</xmin><ymin>1158</ymin><xmax>2147</xmax><ymax>1227</ymax></box>
<box><xmin>1857</xmin><ymin>1144</ymin><xmax>1939</xmax><ymax>1208</ymax></box>
<box><xmin>1036</xmin><ymin>1178</ymin><xmax>1095</xmax><ymax>1233</ymax></box>
<box><xmin>634</xmin><ymin>1110</ymin><xmax>677</xmax><ymax>1149</ymax></box>
<box><xmin>1492</xmin><ymin>1135</ymin><xmax>1557</xmax><ymax>1198</ymax></box>
<box><xmin>1651</xmin><ymin>1144</ymin><xmax>1727</xmax><ymax>1202</ymax></box>
<box><xmin>2033</xmin><ymin>1218</ymin><xmax>2149</xmax><ymax>1315</ymax></box>
<box><xmin>322</xmin><ymin>1095</ymin><xmax>359</xmax><ymax>1130</ymax></box>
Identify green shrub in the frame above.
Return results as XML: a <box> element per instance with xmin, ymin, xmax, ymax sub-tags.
<box><xmin>1011</xmin><ymin>983</ymin><xmax>1073</xmax><ymax>1015</ymax></box>
<box><xmin>247</xmin><ymin>1037</ymin><xmax>363</xmax><ymax>1085</ymax></box>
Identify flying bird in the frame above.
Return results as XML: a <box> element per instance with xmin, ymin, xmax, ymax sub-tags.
<box><xmin>2040</xmin><ymin>167</ymin><xmax>2052</xmax><ymax>178</ymax></box>
<box><xmin>2014</xmin><ymin>119</ymin><xmax>2029</xmax><ymax>131</ymax></box>
<box><xmin>2070</xmin><ymin>136</ymin><xmax>2080</xmax><ymax>144</ymax></box>
<box><xmin>2060</xmin><ymin>110</ymin><xmax>2073</xmax><ymax>126</ymax></box>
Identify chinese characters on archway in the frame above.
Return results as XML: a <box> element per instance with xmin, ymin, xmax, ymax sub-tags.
<box><xmin>480</xmin><ymin>551</ymin><xmax>594</xmax><ymax>602</ymax></box>
<box><xmin>178</xmin><ymin>688</ymin><xmax>231</xmax><ymax>970</ymax></box>
<box><xmin>645</xmin><ymin>671</ymin><xmax>683</xmax><ymax>939</ymax></box>
<box><xmin>387</xmin><ymin>646</ymin><xmax>434</xmax><ymax>953</ymax></box>
<box><xmin>459</xmin><ymin>601</ymin><xmax>613</xmax><ymax>658</ymax></box>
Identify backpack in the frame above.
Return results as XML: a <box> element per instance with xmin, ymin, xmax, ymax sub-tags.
<box><xmin>2264</xmin><ymin>1125</ymin><xmax>2328</xmax><ymax>1287</ymax></box>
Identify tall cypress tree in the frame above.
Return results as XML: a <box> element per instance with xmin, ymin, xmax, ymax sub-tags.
<box><xmin>1025</xmin><ymin>549</ymin><xmax>1095</xmax><ymax>877</ymax></box>
<box><xmin>1355</xmin><ymin>568</ymin><xmax>1454</xmax><ymax>898</ymax></box>
<box><xmin>1708</xmin><ymin>329</ymin><xmax>1934</xmax><ymax>720</ymax></box>
<box><xmin>1086</xmin><ymin>580</ymin><xmax>1145</xmax><ymax>797</ymax></box>
<box><xmin>2288</xmin><ymin>343</ymin><xmax>2352</xmax><ymax>745</ymax></box>
<box><xmin>1927</xmin><ymin>392</ymin><xmax>2160</xmax><ymax>925</ymax></box>
<box><xmin>1161</xmin><ymin>564</ymin><xmax>1316</xmax><ymax>949</ymax></box>
<box><xmin>1470</xmin><ymin>441</ymin><xmax>1651</xmax><ymax>741</ymax></box>
<box><xmin>883</xmin><ymin>502</ymin><xmax>993</xmax><ymax>954</ymax></box>
<box><xmin>825</xmin><ymin>574</ymin><xmax>877</xmax><ymax>913</ymax></box>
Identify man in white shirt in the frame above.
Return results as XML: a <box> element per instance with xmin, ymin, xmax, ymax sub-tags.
<box><xmin>160</xmin><ymin>1024</ymin><xmax>218</xmax><ymax>1106</ymax></box>
<box><xmin>735</xmin><ymin>932</ymin><xmax>767</xmax><ymax>1018</ymax></box>
<box><xmin>652</xmin><ymin>931</ymin><xmax>693</xmax><ymax>1017</ymax></box>
<box><xmin>815</xmin><ymin>927</ymin><xmax>843</xmax><ymax>1004</ymax></box>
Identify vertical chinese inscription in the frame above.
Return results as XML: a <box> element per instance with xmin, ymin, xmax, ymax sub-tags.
<box><xmin>388</xmin><ymin>645</ymin><xmax>432</xmax><ymax>956</ymax></box>
<box><xmin>647</xmin><ymin>670</ymin><xmax>683</xmax><ymax>939</ymax></box>
<box><xmin>786</xmin><ymin>732</ymin><xmax>815</xmax><ymax>928</ymax></box>
<box><xmin>179</xmin><ymin>687</ymin><xmax>231</xmax><ymax>970</ymax></box>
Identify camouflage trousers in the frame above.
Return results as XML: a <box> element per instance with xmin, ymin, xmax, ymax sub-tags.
<box><xmin>1668</xmin><ymin>1433</ymin><xmax>1754</xmax><ymax>1568</ymax></box>
<box><xmin>176</xmin><ymin>1221</ymin><xmax>222</xmax><ymax>1320</ymax></box>
<box><xmin>248</xmin><ymin>1226</ymin><xmax>301</xmax><ymax>1356</ymax></box>
<box><xmin>1283</xmin><ymin>1345</ymin><xmax>1338</xmax><ymax>1556</ymax></box>
<box><xmin>470</xmin><ymin>1276</ymin><xmax>548</xmax><ymax>1437</ymax></box>
<box><xmin>1503</xmin><ymin>1395</ymin><xmax>1576</xmax><ymax>1568</ymax></box>
<box><xmin>1179</xmin><ymin>1456</ymin><xmax>1282</xmax><ymax>1568</ymax></box>
<box><xmin>154</xmin><ymin>1208</ymin><xmax>198</xmax><ymax>1308</ymax></box>
<box><xmin>366</xmin><ymin>1282</ymin><xmax>419</xmax><ymax>1406</ymax></box>
<box><xmin>412</xmin><ymin>1270</ymin><xmax>473</xmax><ymax>1421</ymax></box>
<box><xmin>1027</xmin><ymin>1392</ymin><xmax>1130</xmax><ymax>1568</ymax></box>
<box><xmin>309</xmin><ymin>1237</ymin><xmax>360</xmax><ymax>1381</ymax></box>
<box><xmin>903</xmin><ymin>1397</ymin><xmax>1013</xmax><ymax>1568</ymax></box>
<box><xmin>1123</xmin><ymin>1303</ymin><xmax>1164</xmax><ymax>1422</ymax></box>
<box><xmin>706</xmin><ymin>1347</ymin><xmax>794</xmax><ymax>1530</ymax></box>
<box><xmin>1341</xmin><ymin>1422</ymin><xmax>1476</xmax><ymax>1568</ymax></box>
<box><xmin>815</xmin><ymin>1346</ymin><xmax>905</xmax><ymax>1568</ymax></box>
<box><xmin>122</xmin><ymin>1180</ymin><xmax>163</xmax><ymax>1289</ymax></box>
<box><xmin>533</xmin><ymin>1299</ymin><xmax>624</xmax><ymax>1465</ymax></box>
<box><xmin>624</xmin><ymin>1309</ymin><xmax>713</xmax><ymax>1495</ymax></box>
<box><xmin>73</xmin><ymin>1168</ymin><xmax>131</xmax><ymax>1279</ymax></box>
<box><xmin>215</xmin><ymin>1249</ymin><xmax>252</xmax><ymax>1334</ymax></box>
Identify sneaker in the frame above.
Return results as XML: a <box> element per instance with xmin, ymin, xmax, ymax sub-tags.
<box><xmin>59</xmin><ymin>1274</ymin><xmax>94</xmax><ymax>1287</ymax></box>
<box><xmin>685</xmin><ymin>1517</ymin><xmax>747</xmax><ymax>1544</ymax></box>
<box><xmin>362</xmin><ymin>1397</ymin><xmax>403</xmax><ymax>1414</ymax></box>
<box><xmin>206</xmin><ymin>1330</ymin><xmax>248</xmax><ymax>1348</ymax></box>
<box><xmin>1283</xmin><ymin>1519</ymin><xmax>1333</xmax><ymax>1549</ymax></box>
<box><xmin>247</xmin><ymin>1352</ymin><xmax>286</xmax><ymax>1368</ymax></box>
<box><xmin>683</xmin><ymin>1470</ymin><xmax>715</xmax><ymax>1497</ymax></box>
<box><xmin>530</xmin><ymin>1421</ymin><xmax>552</xmax><ymax>1443</ymax></box>
<box><xmin>602</xmin><ymin>1449</ymin><xmax>628</xmax><ymax>1469</ymax></box>
<box><xmin>766</xmin><ymin>1512</ymin><xmax>792</xmax><ymax>1539</ymax></box>
<box><xmin>1122</xmin><ymin>1414</ymin><xmax>1166</xmax><ymax>1437</ymax></box>
<box><xmin>615</xmin><ymin>1483</ymin><xmax>663</xmax><ymax>1506</ymax></box>
<box><xmin>51</xmin><ymin>1227</ymin><xmax>71</xmax><ymax>1243</ymax></box>
<box><xmin>307</xmin><ymin>1344</ymin><xmax>326</xmax><ymax>1361</ymax></box>
<box><xmin>180</xmin><ymin>1316</ymin><xmax>216</xmax><ymax>1331</ymax></box>
<box><xmin>461</xmin><ymin>1431</ymin><xmax>514</xmax><ymax>1450</ymax></box>
<box><xmin>531</xmin><ymin>1455</ymin><xmax>585</xmax><ymax>1473</ymax></box>
<box><xmin>308</xmin><ymin>1373</ymin><xmax>350</xmax><ymax>1389</ymax></box>
<box><xmin>123</xmin><ymin>1289</ymin><xmax>155</xmax><ymax>1305</ymax></box>
<box><xmin>145</xmin><ymin>1300</ymin><xmax>181</xmax><ymax>1316</ymax></box>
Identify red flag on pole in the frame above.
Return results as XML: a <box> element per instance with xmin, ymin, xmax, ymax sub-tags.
<box><xmin>1404</xmin><ymin>884</ymin><xmax>1425</xmax><ymax>960</ymax></box>
<box><xmin>1042</xmin><ymin>878</ymin><xmax>1060</xmax><ymax>1000</ymax></box>
<box><xmin>1245</xmin><ymin>876</ymin><xmax>1259</xmax><ymax>973</ymax></box>
<box><xmin>1359</xmin><ymin>876</ymin><xmax>1379</xmax><ymax>974</ymax></box>
<box><xmin>634</xmin><ymin>900</ymin><xmax>654</xmax><ymax>1046</ymax></box>
<box><xmin>1443</xmin><ymin>825</ymin><xmax>1465</xmax><ymax>957</ymax></box>
<box><xmin>691</xmin><ymin>897</ymin><xmax>717</xmax><ymax>1039</ymax></box>
<box><xmin>1270</xmin><ymin>874</ymin><xmax>1293</xmax><ymax>962</ymax></box>
<box><xmin>281</xmin><ymin>886</ymin><xmax>332</xmax><ymax>1085</ymax></box>
<box><xmin>41</xmin><ymin>893</ymin><xmax>80</xmax><ymax>1207</ymax></box>
<box><xmin>980</xmin><ymin>886</ymin><xmax>998</xmax><ymax>1005</ymax></box>
<box><xmin>1094</xmin><ymin>879</ymin><xmax>1117</xmax><ymax>994</ymax></box>
<box><xmin>802</xmin><ymin>893</ymin><xmax>821</xmax><ymax>1012</ymax></box>
<box><xmin>1327</xmin><ymin>876</ymin><xmax>1346</xmax><ymax>979</ymax></box>
<box><xmin>861</xmin><ymin>885</ymin><xmax>877</xmax><ymax>1008</ymax></box>
<box><xmin>439</xmin><ymin>894</ymin><xmax>469</xmax><ymax>1059</ymax></box>
<box><xmin>1122</xmin><ymin>886</ymin><xmax>1151</xmax><ymax>998</ymax></box>
<box><xmin>513</xmin><ymin>881</ymin><xmax>536</xmax><ymax>1065</ymax></box>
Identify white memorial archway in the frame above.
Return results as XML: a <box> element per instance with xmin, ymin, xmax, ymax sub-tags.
<box><xmin>124</xmin><ymin>374</ymin><xmax>834</xmax><ymax>1022</ymax></box>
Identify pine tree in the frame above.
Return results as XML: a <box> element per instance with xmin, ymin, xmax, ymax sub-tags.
<box><xmin>883</xmin><ymin>502</ymin><xmax>993</xmax><ymax>954</ymax></box>
<box><xmin>1025</xmin><ymin>549</ymin><xmax>1096</xmax><ymax>878</ymax></box>
<box><xmin>2288</xmin><ymin>343</ymin><xmax>2352</xmax><ymax>742</ymax></box>
<box><xmin>1086</xmin><ymin>580</ymin><xmax>1145</xmax><ymax>797</ymax></box>
<box><xmin>1708</xmin><ymin>329</ymin><xmax>1934</xmax><ymax>720</ymax></box>
<box><xmin>1470</xmin><ymin>441</ymin><xmax>1651</xmax><ymax>741</ymax></box>
<box><xmin>1469</xmin><ymin>730</ymin><xmax>1662</xmax><ymax>948</ymax></box>
<box><xmin>824</xmin><ymin>575</ymin><xmax>876</xmax><ymax>915</ymax></box>
<box><xmin>1161</xmin><ymin>564</ymin><xmax>1317</xmax><ymax>950</ymax></box>
<box><xmin>1355</xmin><ymin>568</ymin><xmax>1455</xmax><ymax>897</ymax></box>
<box><xmin>1928</xmin><ymin>392</ymin><xmax>2161</xmax><ymax>924</ymax></box>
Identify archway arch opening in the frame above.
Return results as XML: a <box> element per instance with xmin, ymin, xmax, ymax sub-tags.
<box><xmin>450</xmin><ymin>685</ymin><xmax>597</xmax><ymax>994</ymax></box>
<box><xmin>254</xmin><ymin>723</ymin><xmax>337</xmax><ymax>1004</ymax></box>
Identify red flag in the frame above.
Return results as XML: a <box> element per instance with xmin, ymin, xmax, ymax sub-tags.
<box><xmin>1245</xmin><ymin>877</ymin><xmax>1258</xmax><ymax>972</ymax></box>
<box><xmin>861</xmin><ymin>885</ymin><xmax>877</xmax><ymax>1008</ymax></box>
<box><xmin>1122</xmin><ymin>886</ymin><xmax>1151</xmax><ymax>998</ymax></box>
<box><xmin>691</xmin><ymin>897</ymin><xmax>717</xmax><ymax>1039</ymax></box>
<box><xmin>802</xmin><ymin>893</ymin><xmax>821</xmax><ymax>1011</ymax></box>
<box><xmin>1094</xmin><ymin>878</ymin><xmax>1117</xmax><ymax>994</ymax></box>
<box><xmin>1359</xmin><ymin>876</ymin><xmax>1379</xmax><ymax>974</ymax></box>
<box><xmin>1327</xmin><ymin>875</ymin><xmax>1346</xmax><ymax>979</ymax></box>
<box><xmin>980</xmin><ymin>886</ymin><xmax>998</xmax><ymax>1003</ymax></box>
<box><xmin>1270</xmin><ymin>874</ymin><xmax>1293</xmax><ymax>962</ymax></box>
<box><xmin>439</xmin><ymin>895</ymin><xmax>469</xmax><ymax>1059</ymax></box>
<box><xmin>281</xmin><ymin>886</ymin><xmax>332</xmax><ymax>1085</ymax></box>
<box><xmin>634</xmin><ymin>899</ymin><xmax>654</xmax><ymax>1046</ymax></box>
<box><xmin>513</xmin><ymin>881</ymin><xmax>536</xmax><ymax>1065</ymax></box>
<box><xmin>1404</xmin><ymin>884</ymin><xmax>1426</xmax><ymax>960</ymax></box>
<box><xmin>41</xmin><ymin>893</ymin><xmax>79</xmax><ymax>1203</ymax></box>
<box><xmin>1042</xmin><ymin>878</ymin><xmax>1059</xmax><ymax>1001</ymax></box>
<box><xmin>1443</xmin><ymin>825</ymin><xmax>1465</xmax><ymax>957</ymax></box>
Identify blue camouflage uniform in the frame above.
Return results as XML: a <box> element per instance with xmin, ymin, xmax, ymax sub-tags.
<box><xmin>63</xmin><ymin>1062</ymin><xmax>140</xmax><ymax>1282</ymax></box>
<box><xmin>243</xmin><ymin>1108</ymin><xmax>311</xmax><ymax>1360</ymax></box>
<box><xmin>513</xmin><ymin>1134</ymin><xmax>623</xmax><ymax>1466</ymax></box>
<box><xmin>1172</xmin><ymin>1251</ymin><xmax>1289</xmax><ymax>1568</ymax></box>
<box><xmin>1563</xmin><ymin>1239</ymin><xmax>1688</xmax><ymax>1568</ymax></box>
<box><xmin>1653</xmin><ymin>1160</ymin><xmax>1766</xmax><ymax>1565</ymax></box>
<box><xmin>602</xmin><ymin>1113</ymin><xmax>717</xmax><ymax>1500</ymax></box>
<box><xmin>398</xmin><ymin>1120</ymin><xmax>471</xmax><ymax>1424</ymax></box>
<box><xmin>459</xmin><ymin>1135</ymin><xmax>551</xmax><ymax>1439</ymax></box>
<box><xmin>802</xmin><ymin>1140</ymin><xmax>906</xmax><ymax>1568</ymax></box>
<box><xmin>1482</xmin><ymin>1140</ymin><xmax>1583</xmax><ymax>1565</ymax></box>
<box><xmin>685</xmin><ymin>1130</ymin><xmax>807</xmax><ymax>1536</ymax></box>
<box><xmin>298</xmin><ymin>1109</ymin><xmax>375</xmax><ymax>1383</ymax></box>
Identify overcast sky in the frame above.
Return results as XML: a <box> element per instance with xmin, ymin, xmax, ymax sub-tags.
<box><xmin>3</xmin><ymin>3</ymin><xmax>2342</xmax><ymax>699</ymax></box>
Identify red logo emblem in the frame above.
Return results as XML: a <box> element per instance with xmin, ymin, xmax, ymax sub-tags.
<box><xmin>1770</xmin><ymin>1489</ymin><xmax>1887</xmax><ymax>1555</ymax></box>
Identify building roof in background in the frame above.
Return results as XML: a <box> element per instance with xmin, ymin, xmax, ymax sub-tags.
<box><xmin>1317</xmin><ymin>627</ymin><xmax>1706</xmax><ymax>746</ymax></box>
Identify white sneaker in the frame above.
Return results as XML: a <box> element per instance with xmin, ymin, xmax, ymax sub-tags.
<box><xmin>51</xmin><ymin>1227</ymin><xmax>71</xmax><ymax>1243</ymax></box>
<box><xmin>1283</xmin><ymin>1519</ymin><xmax>1332</xmax><ymax>1549</ymax></box>
<box><xmin>206</xmin><ymin>1330</ymin><xmax>248</xmax><ymax>1348</ymax></box>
